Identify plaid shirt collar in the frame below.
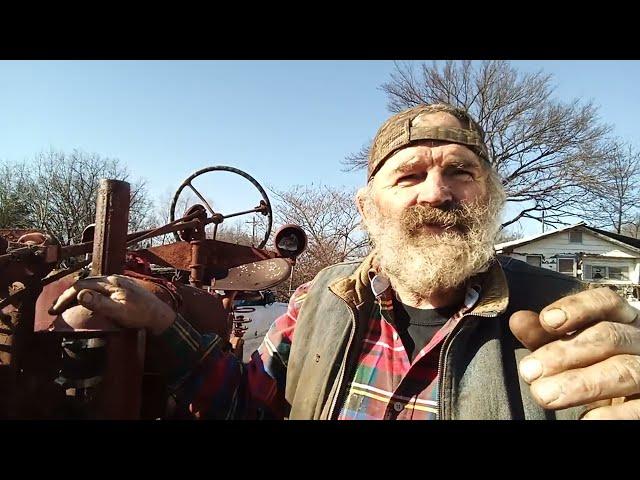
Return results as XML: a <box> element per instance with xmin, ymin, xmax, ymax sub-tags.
<box><xmin>364</xmin><ymin>253</ymin><xmax>509</xmax><ymax>322</ymax></box>
<box><xmin>367</xmin><ymin>269</ymin><xmax>481</xmax><ymax>326</ymax></box>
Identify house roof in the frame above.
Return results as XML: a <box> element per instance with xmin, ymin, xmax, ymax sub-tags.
<box><xmin>584</xmin><ymin>226</ymin><xmax>640</xmax><ymax>249</ymax></box>
<box><xmin>495</xmin><ymin>222</ymin><xmax>640</xmax><ymax>255</ymax></box>
<box><xmin>495</xmin><ymin>222</ymin><xmax>586</xmax><ymax>251</ymax></box>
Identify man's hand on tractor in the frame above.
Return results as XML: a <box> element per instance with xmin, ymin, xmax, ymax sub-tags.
<box><xmin>49</xmin><ymin>274</ymin><xmax>176</xmax><ymax>335</ymax></box>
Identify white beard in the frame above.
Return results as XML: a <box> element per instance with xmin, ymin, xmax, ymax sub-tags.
<box><xmin>362</xmin><ymin>191</ymin><xmax>503</xmax><ymax>298</ymax></box>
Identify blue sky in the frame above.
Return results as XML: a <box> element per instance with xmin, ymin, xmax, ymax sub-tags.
<box><xmin>1</xmin><ymin>60</ymin><xmax>639</xmax><ymax>234</ymax></box>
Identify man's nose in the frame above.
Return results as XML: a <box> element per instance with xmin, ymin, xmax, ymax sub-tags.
<box><xmin>416</xmin><ymin>171</ymin><xmax>453</xmax><ymax>207</ymax></box>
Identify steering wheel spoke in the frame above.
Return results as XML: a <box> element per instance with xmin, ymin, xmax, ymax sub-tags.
<box><xmin>186</xmin><ymin>182</ymin><xmax>217</xmax><ymax>217</ymax></box>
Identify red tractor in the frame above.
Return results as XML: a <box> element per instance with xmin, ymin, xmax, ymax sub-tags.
<box><xmin>0</xmin><ymin>166</ymin><xmax>306</xmax><ymax>419</ymax></box>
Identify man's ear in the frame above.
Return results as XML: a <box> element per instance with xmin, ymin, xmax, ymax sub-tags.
<box><xmin>356</xmin><ymin>187</ymin><xmax>368</xmax><ymax>221</ymax></box>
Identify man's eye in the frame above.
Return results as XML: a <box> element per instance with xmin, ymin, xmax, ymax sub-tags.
<box><xmin>452</xmin><ymin>170</ymin><xmax>473</xmax><ymax>180</ymax></box>
<box><xmin>397</xmin><ymin>173</ymin><xmax>423</xmax><ymax>184</ymax></box>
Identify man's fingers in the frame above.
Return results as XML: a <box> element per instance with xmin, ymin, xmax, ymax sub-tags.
<box><xmin>581</xmin><ymin>398</ymin><xmax>640</xmax><ymax>420</ymax></box>
<box><xmin>579</xmin><ymin>399</ymin><xmax>615</xmax><ymax>414</ymax></box>
<box><xmin>76</xmin><ymin>288</ymin><xmax>126</xmax><ymax>322</ymax></box>
<box><xmin>509</xmin><ymin>310</ymin><xmax>560</xmax><ymax>351</ymax></box>
<box><xmin>104</xmin><ymin>274</ymin><xmax>135</xmax><ymax>289</ymax></box>
<box><xmin>519</xmin><ymin>321</ymin><xmax>640</xmax><ymax>383</ymax></box>
<box><xmin>49</xmin><ymin>276</ymin><xmax>121</xmax><ymax>314</ymax></box>
<box><xmin>48</xmin><ymin>284</ymin><xmax>81</xmax><ymax>315</ymax></box>
<box><xmin>539</xmin><ymin>287</ymin><xmax>639</xmax><ymax>335</ymax></box>
<box><xmin>528</xmin><ymin>354</ymin><xmax>640</xmax><ymax>410</ymax></box>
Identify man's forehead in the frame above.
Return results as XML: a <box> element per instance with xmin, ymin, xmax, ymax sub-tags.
<box><xmin>379</xmin><ymin>141</ymin><xmax>481</xmax><ymax>173</ymax></box>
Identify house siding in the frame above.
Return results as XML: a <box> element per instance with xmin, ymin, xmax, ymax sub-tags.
<box><xmin>499</xmin><ymin>229</ymin><xmax>640</xmax><ymax>286</ymax></box>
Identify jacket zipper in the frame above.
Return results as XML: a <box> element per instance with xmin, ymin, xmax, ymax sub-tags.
<box><xmin>437</xmin><ymin>311</ymin><xmax>498</xmax><ymax>420</ymax></box>
<box><xmin>327</xmin><ymin>290</ymin><xmax>358</xmax><ymax>420</ymax></box>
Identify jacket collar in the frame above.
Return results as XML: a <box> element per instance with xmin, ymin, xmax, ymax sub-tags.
<box><xmin>327</xmin><ymin>252</ymin><xmax>377</xmax><ymax>310</ymax></box>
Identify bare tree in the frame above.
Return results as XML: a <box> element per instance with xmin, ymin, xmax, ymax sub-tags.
<box><xmin>26</xmin><ymin>149</ymin><xmax>154</xmax><ymax>244</ymax></box>
<box><xmin>215</xmin><ymin>220</ymin><xmax>259</xmax><ymax>246</ymax></box>
<box><xmin>621</xmin><ymin>213</ymin><xmax>640</xmax><ymax>239</ymax></box>
<box><xmin>268</xmin><ymin>184</ymin><xmax>370</xmax><ymax>295</ymax></box>
<box><xmin>0</xmin><ymin>162</ymin><xmax>31</xmax><ymax>228</ymax></box>
<box><xmin>582</xmin><ymin>140</ymin><xmax>640</xmax><ymax>234</ymax></box>
<box><xmin>343</xmin><ymin>61</ymin><xmax>611</xmax><ymax>229</ymax></box>
<box><xmin>495</xmin><ymin>225</ymin><xmax>524</xmax><ymax>244</ymax></box>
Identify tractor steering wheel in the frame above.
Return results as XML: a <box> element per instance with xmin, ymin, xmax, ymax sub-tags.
<box><xmin>169</xmin><ymin>166</ymin><xmax>273</xmax><ymax>249</ymax></box>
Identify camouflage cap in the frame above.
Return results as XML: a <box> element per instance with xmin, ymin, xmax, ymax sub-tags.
<box><xmin>368</xmin><ymin>104</ymin><xmax>490</xmax><ymax>181</ymax></box>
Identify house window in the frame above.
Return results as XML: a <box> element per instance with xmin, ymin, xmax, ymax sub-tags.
<box><xmin>569</xmin><ymin>231</ymin><xmax>582</xmax><ymax>243</ymax></box>
<box><xmin>608</xmin><ymin>266</ymin><xmax>629</xmax><ymax>281</ymax></box>
<box><xmin>584</xmin><ymin>265</ymin><xmax>630</xmax><ymax>281</ymax></box>
<box><xmin>590</xmin><ymin>265</ymin><xmax>607</xmax><ymax>280</ymax></box>
<box><xmin>526</xmin><ymin>255</ymin><xmax>542</xmax><ymax>268</ymax></box>
<box><xmin>558</xmin><ymin>258</ymin><xmax>575</xmax><ymax>276</ymax></box>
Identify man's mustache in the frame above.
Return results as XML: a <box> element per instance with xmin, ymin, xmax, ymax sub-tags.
<box><xmin>399</xmin><ymin>203</ymin><xmax>476</xmax><ymax>234</ymax></box>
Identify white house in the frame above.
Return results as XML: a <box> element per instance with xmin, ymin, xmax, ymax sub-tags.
<box><xmin>495</xmin><ymin>222</ymin><xmax>640</xmax><ymax>300</ymax></box>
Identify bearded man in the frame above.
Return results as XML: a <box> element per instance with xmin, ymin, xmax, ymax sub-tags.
<box><xmin>51</xmin><ymin>104</ymin><xmax>640</xmax><ymax>420</ymax></box>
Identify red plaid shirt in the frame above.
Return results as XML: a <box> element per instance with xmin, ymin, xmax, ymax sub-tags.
<box><xmin>337</xmin><ymin>271</ymin><xmax>480</xmax><ymax>419</ymax></box>
<box><xmin>161</xmin><ymin>267</ymin><xmax>480</xmax><ymax>420</ymax></box>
